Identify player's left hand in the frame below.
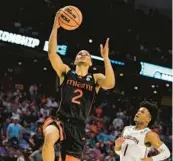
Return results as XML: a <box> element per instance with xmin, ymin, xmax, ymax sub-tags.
<box><xmin>100</xmin><ymin>38</ymin><xmax>109</xmax><ymax>59</ymax></box>
<box><xmin>141</xmin><ymin>157</ymin><xmax>153</xmax><ymax>161</ymax></box>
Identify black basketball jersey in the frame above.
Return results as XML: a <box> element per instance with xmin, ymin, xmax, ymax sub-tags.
<box><xmin>56</xmin><ymin>70</ymin><xmax>96</xmax><ymax>122</ymax></box>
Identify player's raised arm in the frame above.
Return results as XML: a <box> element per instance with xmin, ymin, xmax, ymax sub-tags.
<box><xmin>141</xmin><ymin>131</ymin><xmax>170</xmax><ymax>161</ymax></box>
<box><xmin>48</xmin><ymin>10</ymin><xmax>70</xmax><ymax>77</ymax></box>
<box><xmin>94</xmin><ymin>38</ymin><xmax>115</xmax><ymax>89</ymax></box>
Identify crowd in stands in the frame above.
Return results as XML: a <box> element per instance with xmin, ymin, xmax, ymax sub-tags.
<box><xmin>0</xmin><ymin>0</ymin><xmax>172</xmax><ymax>161</ymax></box>
<box><xmin>0</xmin><ymin>83</ymin><xmax>171</xmax><ymax>161</ymax></box>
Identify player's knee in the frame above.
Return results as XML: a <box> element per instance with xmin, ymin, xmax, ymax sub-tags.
<box><xmin>44</xmin><ymin>125</ymin><xmax>59</xmax><ymax>145</ymax></box>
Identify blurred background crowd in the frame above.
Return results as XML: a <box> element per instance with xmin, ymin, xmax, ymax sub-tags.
<box><xmin>0</xmin><ymin>83</ymin><xmax>172</xmax><ymax>161</ymax></box>
<box><xmin>0</xmin><ymin>0</ymin><xmax>172</xmax><ymax>161</ymax></box>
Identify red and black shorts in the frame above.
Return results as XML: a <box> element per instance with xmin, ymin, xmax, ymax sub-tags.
<box><xmin>43</xmin><ymin>117</ymin><xmax>86</xmax><ymax>161</ymax></box>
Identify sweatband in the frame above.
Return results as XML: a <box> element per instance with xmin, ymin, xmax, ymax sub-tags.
<box><xmin>114</xmin><ymin>146</ymin><xmax>121</xmax><ymax>155</ymax></box>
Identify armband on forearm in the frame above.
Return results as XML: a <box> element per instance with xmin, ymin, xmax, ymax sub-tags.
<box><xmin>114</xmin><ymin>146</ymin><xmax>121</xmax><ymax>155</ymax></box>
<box><xmin>152</xmin><ymin>143</ymin><xmax>170</xmax><ymax>161</ymax></box>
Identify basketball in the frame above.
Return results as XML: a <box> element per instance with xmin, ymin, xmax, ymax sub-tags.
<box><xmin>58</xmin><ymin>6</ymin><xmax>83</xmax><ymax>30</ymax></box>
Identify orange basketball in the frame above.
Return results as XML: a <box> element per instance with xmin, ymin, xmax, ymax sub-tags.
<box><xmin>58</xmin><ymin>6</ymin><xmax>83</xmax><ymax>30</ymax></box>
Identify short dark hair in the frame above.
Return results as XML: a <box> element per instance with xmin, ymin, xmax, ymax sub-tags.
<box><xmin>140</xmin><ymin>101</ymin><xmax>158</xmax><ymax>127</ymax></box>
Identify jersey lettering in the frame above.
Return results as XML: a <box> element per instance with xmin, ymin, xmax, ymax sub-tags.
<box><xmin>67</xmin><ymin>79</ymin><xmax>93</xmax><ymax>91</ymax></box>
<box><xmin>124</xmin><ymin>135</ymin><xmax>139</xmax><ymax>144</ymax></box>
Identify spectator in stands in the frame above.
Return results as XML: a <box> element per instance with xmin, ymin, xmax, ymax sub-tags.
<box><xmin>29</xmin><ymin>125</ymin><xmax>43</xmax><ymax>151</ymax></box>
<box><xmin>29</xmin><ymin>146</ymin><xmax>42</xmax><ymax>161</ymax></box>
<box><xmin>112</xmin><ymin>114</ymin><xmax>124</xmax><ymax>130</ymax></box>
<box><xmin>1</xmin><ymin>118</ymin><xmax>11</xmax><ymax>137</ymax></box>
<box><xmin>6</xmin><ymin>117</ymin><xmax>23</xmax><ymax>141</ymax></box>
<box><xmin>104</xmin><ymin>150</ymin><xmax>116</xmax><ymax>161</ymax></box>
<box><xmin>93</xmin><ymin>142</ymin><xmax>102</xmax><ymax>160</ymax></box>
<box><xmin>46</xmin><ymin>97</ymin><xmax>58</xmax><ymax>108</ymax></box>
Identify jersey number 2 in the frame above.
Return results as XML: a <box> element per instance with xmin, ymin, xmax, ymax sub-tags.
<box><xmin>72</xmin><ymin>89</ymin><xmax>83</xmax><ymax>105</ymax></box>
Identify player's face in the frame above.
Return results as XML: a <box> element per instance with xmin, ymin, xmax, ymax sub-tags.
<box><xmin>74</xmin><ymin>50</ymin><xmax>92</xmax><ymax>66</ymax></box>
<box><xmin>134</xmin><ymin>107</ymin><xmax>151</xmax><ymax>124</ymax></box>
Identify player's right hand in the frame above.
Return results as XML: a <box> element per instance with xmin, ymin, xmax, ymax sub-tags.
<box><xmin>115</xmin><ymin>136</ymin><xmax>125</xmax><ymax>149</ymax></box>
<box><xmin>54</xmin><ymin>9</ymin><xmax>61</xmax><ymax>29</ymax></box>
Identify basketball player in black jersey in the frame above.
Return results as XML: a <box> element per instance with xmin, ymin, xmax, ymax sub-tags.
<box><xmin>42</xmin><ymin>10</ymin><xmax>115</xmax><ymax>161</ymax></box>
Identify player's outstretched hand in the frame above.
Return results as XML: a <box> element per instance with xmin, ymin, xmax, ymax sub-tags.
<box><xmin>141</xmin><ymin>157</ymin><xmax>153</xmax><ymax>161</ymax></box>
<box><xmin>115</xmin><ymin>136</ymin><xmax>124</xmax><ymax>149</ymax></box>
<box><xmin>100</xmin><ymin>38</ymin><xmax>109</xmax><ymax>59</ymax></box>
<box><xmin>54</xmin><ymin>9</ymin><xmax>62</xmax><ymax>29</ymax></box>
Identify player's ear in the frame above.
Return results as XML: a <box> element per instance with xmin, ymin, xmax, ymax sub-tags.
<box><xmin>147</xmin><ymin>116</ymin><xmax>151</xmax><ymax>123</ymax></box>
<box><xmin>89</xmin><ymin>61</ymin><xmax>92</xmax><ymax>66</ymax></box>
<box><xmin>89</xmin><ymin>58</ymin><xmax>93</xmax><ymax>66</ymax></box>
<box><xmin>74</xmin><ymin>57</ymin><xmax>77</xmax><ymax>65</ymax></box>
<box><xmin>74</xmin><ymin>60</ymin><xmax>77</xmax><ymax>65</ymax></box>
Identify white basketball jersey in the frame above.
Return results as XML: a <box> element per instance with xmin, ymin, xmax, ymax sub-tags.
<box><xmin>120</xmin><ymin>126</ymin><xmax>151</xmax><ymax>161</ymax></box>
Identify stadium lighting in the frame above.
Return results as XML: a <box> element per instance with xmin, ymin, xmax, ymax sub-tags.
<box><xmin>134</xmin><ymin>86</ymin><xmax>138</xmax><ymax>90</ymax></box>
<box><xmin>166</xmin><ymin>84</ymin><xmax>170</xmax><ymax>87</ymax></box>
<box><xmin>153</xmin><ymin>90</ymin><xmax>157</xmax><ymax>94</ymax></box>
<box><xmin>89</xmin><ymin>39</ymin><xmax>93</xmax><ymax>43</ymax></box>
<box><xmin>18</xmin><ymin>62</ymin><xmax>22</xmax><ymax>65</ymax></box>
<box><xmin>151</xmin><ymin>85</ymin><xmax>155</xmax><ymax>88</ymax></box>
<box><xmin>43</xmin><ymin>67</ymin><xmax>47</xmax><ymax>71</ymax></box>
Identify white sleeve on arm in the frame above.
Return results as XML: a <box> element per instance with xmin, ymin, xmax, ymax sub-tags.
<box><xmin>151</xmin><ymin>143</ymin><xmax>170</xmax><ymax>161</ymax></box>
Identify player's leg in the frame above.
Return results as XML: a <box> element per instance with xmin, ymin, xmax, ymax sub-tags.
<box><xmin>42</xmin><ymin>125</ymin><xmax>59</xmax><ymax>161</ymax></box>
<box><xmin>63</xmin><ymin>122</ymin><xmax>85</xmax><ymax>161</ymax></box>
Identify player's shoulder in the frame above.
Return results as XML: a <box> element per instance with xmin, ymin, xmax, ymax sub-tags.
<box><xmin>61</xmin><ymin>65</ymin><xmax>71</xmax><ymax>76</ymax></box>
<box><xmin>93</xmin><ymin>73</ymin><xmax>105</xmax><ymax>83</ymax></box>
<box><xmin>146</xmin><ymin>130</ymin><xmax>159</xmax><ymax>139</ymax></box>
<box><xmin>145</xmin><ymin>130</ymin><xmax>162</xmax><ymax>145</ymax></box>
<box><xmin>139</xmin><ymin>127</ymin><xmax>151</xmax><ymax>135</ymax></box>
<box><xmin>121</xmin><ymin>125</ymin><xmax>134</xmax><ymax>135</ymax></box>
<box><xmin>65</xmin><ymin>65</ymin><xmax>71</xmax><ymax>73</ymax></box>
<box><xmin>64</xmin><ymin>68</ymin><xmax>78</xmax><ymax>77</ymax></box>
<box><xmin>93</xmin><ymin>73</ymin><xmax>105</xmax><ymax>78</ymax></box>
<box><xmin>124</xmin><ymin>125</ymin><xmax>135</xmax><ymax>130</ymax></box>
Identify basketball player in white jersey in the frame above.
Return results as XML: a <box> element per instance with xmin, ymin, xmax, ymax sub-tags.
<box><xmin>114</xmin><ymin>101</ymin><xmax>170</xmax><ymax>161</ymax></box>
